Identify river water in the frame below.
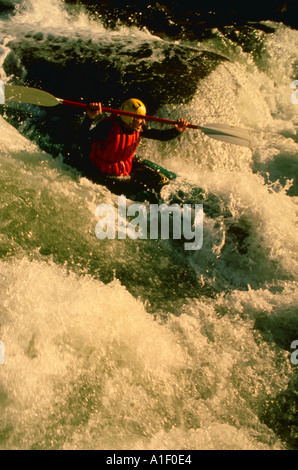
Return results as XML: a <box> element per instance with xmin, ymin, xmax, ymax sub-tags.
<box><xmin>0</xmin><ymin>0</ymin><xmax>297</xmax><ymax>450</ymax></box>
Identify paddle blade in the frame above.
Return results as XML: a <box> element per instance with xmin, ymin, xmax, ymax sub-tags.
<box><xmin>199</xmin><ymin>123</ymin><xmax>253</xmax><ymax>148</ymax></box>
<box><xmin>1</xmin><ymin>82</ymin><xmax>61</xmax><ymax>107</ymax></box>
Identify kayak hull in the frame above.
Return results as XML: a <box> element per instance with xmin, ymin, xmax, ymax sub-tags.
<box><xmin>63</xmin><ymin>152</ymin><xmax>177</xmax><ymax>203</ymax></box>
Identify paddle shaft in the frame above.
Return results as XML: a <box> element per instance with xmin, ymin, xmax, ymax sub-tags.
<box><xmin>0</xmin><ymin>81</ymin><xmax>252</xmax><ymax>146</ymax></box>
<box><xmin>62</xmin><ymin>99</ymin><xmax>199</xmax><ymax>129</ymax></box>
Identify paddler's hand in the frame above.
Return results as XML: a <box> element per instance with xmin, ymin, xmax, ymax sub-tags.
<box><xmin>87</xmin><ymin>102</ymin><xmax>102</xmax><ymax>120</ymax></box>
<box><xmin>175</xmin><ymin>119</ymin><xmax>189</xmax><ymax>133</ymax></box>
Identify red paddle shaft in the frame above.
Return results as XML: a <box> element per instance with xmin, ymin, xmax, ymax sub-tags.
<box><xmin>61</xmin><ymin>99</ymin><xmax>198</xmax><ymax>129</ymax></box>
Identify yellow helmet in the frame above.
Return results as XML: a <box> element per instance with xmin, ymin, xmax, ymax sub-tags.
<box><xmin>120</xmin><ymin>98</ymin><xmax>146</xmax><ymax>127</ymax></box>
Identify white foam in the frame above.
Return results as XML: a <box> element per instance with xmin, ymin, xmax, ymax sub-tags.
<box><xmin>0</xmin><ymin>257</ymin><xmax>289</xmax><ymax>450</ymax></box>
<box><xmin>0</xmin><ymin>115</ymin><xmax>38</xmax><ymax>154</ymax></box>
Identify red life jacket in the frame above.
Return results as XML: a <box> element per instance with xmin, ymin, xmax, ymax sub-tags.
<box><xmin>89</xmin><ymin>118</ymin><xmax>140</xmax><ymax>176</ymax></box>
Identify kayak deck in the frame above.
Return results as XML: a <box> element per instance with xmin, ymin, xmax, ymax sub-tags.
<box><xmin>63</xmin><ymin>152</ymin><xmax>177</xmax><ymax>203</ymax></box>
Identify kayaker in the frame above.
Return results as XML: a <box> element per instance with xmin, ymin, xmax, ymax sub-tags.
<box><xmin>77</xmin><ymin>98</ymin><xmax>189</xmax><ymax>178</ymax></box>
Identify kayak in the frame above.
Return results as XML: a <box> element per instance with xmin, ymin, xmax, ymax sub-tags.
<box><xmin>63</xmin><ymin>149</ymin><xmax>227</xmax><ymax>221</ymax></box>
<box><xmin>0</xmin><ymin>82</ymin><xmax>253</xmax><ymax>205</ymax></box>
<box><xmin>63</xmin><ymin>151</ymin><xmax>177</xmax><ymax>203</ymax></box>
<box><xmin>62</xmin><ymin>147</ymin><xmax>251</xmax><ymax>255</ymax></box>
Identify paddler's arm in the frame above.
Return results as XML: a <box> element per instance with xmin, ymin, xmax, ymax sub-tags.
<box><xmin>141</xmin><ymin>119</ymin><xmax>189</xmax><ymax>141</ymax></box>
<box><xmin>76</xmin><ymin>102</ymin><xmax>101</xmax><ymax>145</ymax></box>
<box><xmin>76</xmin><ymin>102</ymin><xmax>113</xmax><ymax>153</ymax></box>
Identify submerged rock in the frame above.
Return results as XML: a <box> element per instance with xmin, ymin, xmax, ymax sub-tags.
<box><xmin>4</xmin><ymin>34</ymin><xmax>227</xmax><ymax>108</ymax></box>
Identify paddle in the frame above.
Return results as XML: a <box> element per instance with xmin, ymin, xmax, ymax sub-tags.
<box><xmin>0</xmin><ymin>81</ymin><xmax>253</xmax><ymax>147</ymax></box>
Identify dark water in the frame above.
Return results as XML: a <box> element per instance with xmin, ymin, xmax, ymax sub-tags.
<box><xmin>0</xmin><ymin>0</ymin><xmax>297</xmax><ymax>450</ymax></box>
